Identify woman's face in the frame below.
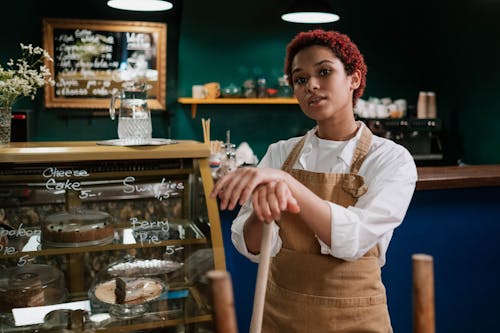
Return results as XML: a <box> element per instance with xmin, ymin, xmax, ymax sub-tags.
<box><xmin>291</xmin><ymin>45</ymin><xmax>359</xmax><ymax>123</ymax></box>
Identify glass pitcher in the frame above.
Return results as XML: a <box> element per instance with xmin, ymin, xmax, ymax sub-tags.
<box><xmin>109</xmin><ymin>82</ymin><xmax>152</xmax><ymax>143</ymax></box>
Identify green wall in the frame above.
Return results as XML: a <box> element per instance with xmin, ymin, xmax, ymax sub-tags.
<box><xmin>175</xmin><ymin>0</ymin><xmax>440</xmax><ymax>158</ymax></box>
<box><xmin>1</xmin><ymin>0</ymin><xmax>499</xmax><ymax>163</ymax></box>
<box><xmin>0</xmin><ymin>0</ymin><xmax>181</xmax><ymax>141</ymax></box>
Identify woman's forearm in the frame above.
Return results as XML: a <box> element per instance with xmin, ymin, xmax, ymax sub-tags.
<box><xmin>243</xmin><ymin>172</ymin><xmax>332</xmax><ymax>252</ymax></box>
<box><xmin>243</xmin><ymin>212</ymin><xmax>265</xmax><ymax>254</ymax></box>
<box><xmin>283</xmin><ymin>173</ymin><xmax>332</xmax><ymax>246</ymax></box>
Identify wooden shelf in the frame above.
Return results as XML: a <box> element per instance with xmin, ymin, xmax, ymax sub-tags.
<box><xmin>177</xmin><ymin>97</ymin><xmax>298</xmax><ymax>118</ymax></box>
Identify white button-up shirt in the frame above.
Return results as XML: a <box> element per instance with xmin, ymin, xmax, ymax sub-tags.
<box><xmin>231</xmin><ymin>122</ymin><xmax>418</xmax><ymax>266</ymax></box>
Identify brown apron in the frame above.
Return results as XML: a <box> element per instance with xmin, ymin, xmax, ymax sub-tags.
<box><xmin>262</xmin><ymin>127</ymin><xmax>392</xmax><ymax>333</ymax></box>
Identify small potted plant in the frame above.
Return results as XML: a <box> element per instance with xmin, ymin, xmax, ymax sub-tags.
<box><xmin>0</xmin><ymin>43</ymin><xmax>54</xmax><ymax>144</ymax></box>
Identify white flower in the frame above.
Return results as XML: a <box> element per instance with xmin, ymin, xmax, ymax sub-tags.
<box><xmin>0</xmin><ymin>43</ymin><xmax>54</xmax><ymax>108</ymax></box>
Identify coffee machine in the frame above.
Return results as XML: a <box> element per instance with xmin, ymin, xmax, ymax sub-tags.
<box><xmin>362</xmin><ymin>118</ymin><xmax>443</xmax><ymax>165</ymax></box>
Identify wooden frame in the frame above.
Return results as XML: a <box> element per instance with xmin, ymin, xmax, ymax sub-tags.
<box><xmin>42</xmin><ymin>18</ymin><xmax>167</xmax><ymax>110</ymax></box>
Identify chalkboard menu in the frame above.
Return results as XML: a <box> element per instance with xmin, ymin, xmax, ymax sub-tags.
<box><xmin>43</xmin><ymin>18</ymin><xmax>167</xmax><ymax>110</ymax></box>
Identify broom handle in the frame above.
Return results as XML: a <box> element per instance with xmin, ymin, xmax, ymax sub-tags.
<box><xmin>207</xmin><ymin>270</ymin><xmax>238</xmax><ymax>333</ymax></box>
<box><xmin>249</xmin><ymin>222</ymin><xmax>274</xmax><ymax>333</ymax></box>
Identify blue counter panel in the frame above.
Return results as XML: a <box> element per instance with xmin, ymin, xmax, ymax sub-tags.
<box><xmin>220</xmin><ymin>208</ymin><xmax>257</xmax><ymax>333</ymax></box>
<box><xmin>384</xmin><ymin>187</ymin><xmax>500</xmax><ymax>332</ymax></box>
<box><xmin>220</xmin><ymin>186</ymin><xmax>500</xmax><ymax>332</ymax></box>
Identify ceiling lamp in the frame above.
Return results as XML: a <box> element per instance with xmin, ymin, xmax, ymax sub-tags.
<box><xmin>107</xmin><ymin>0</ymin><xmax>173</xmax><ymax>11</ymax></box>
<box><xmin>281</xmin><ymin>0</ymin><xmax>339</xmax><ymax>24</ymax></box>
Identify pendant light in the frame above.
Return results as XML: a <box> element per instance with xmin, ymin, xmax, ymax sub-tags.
<box><xmin>107</xmin><ymin>0</ymin><xmax>173</xmax><ymax>11</ymax></box>
<box><xmin>281</xmin><ymin>0</ymin><xmax>339</xmax><ymax>24</ymax></box>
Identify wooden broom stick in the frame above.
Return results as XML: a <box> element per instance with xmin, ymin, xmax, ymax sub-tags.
<box><xmin>207</xmin><ymin>118</ymin><xmax>211</xmax><ymax>143</ymax></box>
<box><xmin>207</xmin><ymin>270</ymin><xmax>238</xmax><ymax>333</ymax></box>
<box><xmin>412</xmin><ymin>253</ymin><xmax>436</xmax><ymax>333</ymax></box>
<box><xmin>202</xmin><ymin>118</ymin><xmax>211</xmax><ymax>144</ymax></box>
<box><xmin>249</xmin><ymin>222</ymin><xmax>274</xmax><ymax>333</ymax></box>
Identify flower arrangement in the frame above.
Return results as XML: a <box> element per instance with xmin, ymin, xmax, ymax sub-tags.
<box><xmin>0</xmin><ymin>43</ymin><xmax>54</xmax><ymax>108</ymax></box>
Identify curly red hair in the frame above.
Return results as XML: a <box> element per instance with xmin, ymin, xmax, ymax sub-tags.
<box><xmin>284</xmin><ymin>29</ymin><xmax>367</xmax><ymax>106</ymax></box>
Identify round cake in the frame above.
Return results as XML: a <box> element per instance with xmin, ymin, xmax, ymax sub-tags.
<box><xmin>42</xmin><ymin>209</ymin><xmax>114</xmax><ymax>246</ymax></box>
<box><xmin>6</xmin><ymin>272</ymin><xmax>45</xmax><ymax>308</ymax></box>
<box><xmin>93</xmin><ymin>277</ymin><xmax>163</xmax><ymax>305</ymax></box>
<box><xmin>0</xmin><ymin>265</ymin><xmax>67</xmax><ymax>312</ymax></box>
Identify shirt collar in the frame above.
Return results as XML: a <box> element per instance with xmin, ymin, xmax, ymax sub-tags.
<box><xmin>303</xmin><ymin>121</ymin><xmax>365</xmax><ymax>168</ymax></box>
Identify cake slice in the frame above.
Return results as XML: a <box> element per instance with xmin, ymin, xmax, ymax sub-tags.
<box><xmin>114</xmin><ymin>277</ymin><xmax>127</xmax><ymax>304</ymax></box>
<box><xmin>114</xmin><ymin>277</ymin><xmax>162</xmax><ymax>304</ymax></box>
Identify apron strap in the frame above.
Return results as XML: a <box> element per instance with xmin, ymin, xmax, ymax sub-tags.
<box><xmin>282</xmin><ymin>136</ymin><xmax>306</xmax><ymax>172</ymax></box>
<box><xmin>349</xmin><ymin>125</ymin><xmax>373</xmax><ymax>174</ymax></box>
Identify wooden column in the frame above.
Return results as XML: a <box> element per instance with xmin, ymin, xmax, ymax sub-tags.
<box><xmin>412</xmin><ymin>253</ymin><xmax>435</xmax><ymax>333</ymax></box>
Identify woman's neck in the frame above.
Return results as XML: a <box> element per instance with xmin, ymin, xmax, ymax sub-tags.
<box><xmin>316</xmin><ymin>117</ymin><xmax>359</xmax><ymax>141</ymax></box>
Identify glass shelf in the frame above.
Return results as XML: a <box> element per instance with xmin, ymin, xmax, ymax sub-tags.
<box><xmin>0</xmin><ymin>221</ymin><xmax>207</xmax><ymax>259</ymax></box>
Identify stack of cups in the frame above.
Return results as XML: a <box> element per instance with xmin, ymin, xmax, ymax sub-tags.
<box><xmin>417</xmin><ymin>91</ymin><xmax>437</xmax><ymax>119</ymax></box>
<box><xmin>427</xmin><ymin>92</ymin><xmax>436</xmax><ymax>118</ymax></box>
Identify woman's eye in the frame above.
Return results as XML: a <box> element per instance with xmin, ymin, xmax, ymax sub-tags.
<box><xmin>319</xmin><ymin>68</ymin><xmax>331</xmax><ymax>76</ymax></box>
<box><xmin>294</xmin><ymin>77</ymin><xmax>306</xmax><ymax>85</ymax></box>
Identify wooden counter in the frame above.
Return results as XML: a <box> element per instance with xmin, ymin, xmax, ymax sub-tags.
<box><xmin>416</xmin><ymin>164</ymin><xmax>500</xmax><ymax>190</ymax></box>
<box><xmin>1</xmin><ymin>141</ymin><xmax>498</xmax><ymax>190</ymax></box>
<box><xmin>0</xmin><ymin>140</ymin><xmax>210</xmax><ymax>163</ymax></box>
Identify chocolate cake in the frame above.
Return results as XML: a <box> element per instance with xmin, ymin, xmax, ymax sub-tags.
<box><xmin>6</xmin><ymin>272</ymin><xmax>45</xmax><ymax>308</ymax></box>
<box><xmin>0</xmin><ymin>265</ymin><xmax>67</xmax><ymax>312</ymax></box>
<box><xmin>42</xmin><ymin>209</ymin><xmax>114</xmax><ymax>245</ymax></box>
<box><xmin>42</xmin><ymin>220</ymin><xmax>114</xmax><ymax>243</ymax></box>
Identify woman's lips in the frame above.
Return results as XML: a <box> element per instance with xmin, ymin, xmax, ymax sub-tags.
<box><xmin>307</xmin><ymin>95</ymin><xmax>326</xmax><ymax>106</ymax></box>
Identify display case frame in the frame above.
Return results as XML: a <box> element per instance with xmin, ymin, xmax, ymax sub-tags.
<box><xmin>0</xmin><ymin>140</ymin><xmax>224</xmax><ymax>332</ymax></box>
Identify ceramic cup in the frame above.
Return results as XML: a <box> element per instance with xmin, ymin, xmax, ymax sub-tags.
<box><xmin>204</xmin><ymin>82</ymin><xmax>221</xmax><ymax>99</ymax></box>
<box><xmin>376</xmin><ymin>104</ymin><xmax>390</xmax><ymax>118</ymax></box>
<box><xmin>192</xmin><ymin>85</ymin><xmax>207</xmax><ymax>99</ymax></box>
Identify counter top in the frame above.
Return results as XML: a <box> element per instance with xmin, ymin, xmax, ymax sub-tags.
<box><xmin>1</xmin><ymin>142</ymin><xmax>499</xmax><ymax>190</ymax></box>
<box><xmin>416</xmin><ymin>164</ymin><xmax>500</xmax><ymax>190</ymax></box>
<box><xmin>0</xmin><ymin>140</ymin><xmax>210</xmax><ymax>163</ymax></box>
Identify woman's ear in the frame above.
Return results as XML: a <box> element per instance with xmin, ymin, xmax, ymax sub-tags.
<box><xmin>350</xmin><ymin>70</ymin><xmax>361</xmax><ymax>90</ymax></box>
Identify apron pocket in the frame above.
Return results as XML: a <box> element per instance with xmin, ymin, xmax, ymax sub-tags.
<box><xmin>267</xmin><ymin>279</ymin><xmax>386</xmax><ymax>308</ymax></box>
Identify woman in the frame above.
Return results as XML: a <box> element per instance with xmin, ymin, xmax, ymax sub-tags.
<box><xmin>211</xmin><ymin>29</ymin><xmax>417</xmax><ymax>332</ymax></box>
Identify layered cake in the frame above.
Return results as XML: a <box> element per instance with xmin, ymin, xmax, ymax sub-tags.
<box><xmin>42</xmin><ymin>209</ymin><xmax>114</xmax><ymax>245</ymax></box>
<box><xmin>6</xmin><ymin>272</ymin><xmax>45</xmax><ymax>308</ymax></box>
<box><xmin>0</xmin><ymin>265</ymin><xmax>66</xmax><ymax>312</ymax></box>
<box><xmin>94</xmin><ymin>278</ymin><xmax>163</xmax><ymax>305</ymax></box>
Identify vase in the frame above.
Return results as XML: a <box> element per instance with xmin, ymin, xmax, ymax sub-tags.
<box><xmin>0</xmin><ymin>107</ymin><xmax>12</xmax><ymax>144</ymax></box>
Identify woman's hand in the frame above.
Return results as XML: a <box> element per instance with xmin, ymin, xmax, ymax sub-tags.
<box><xmin>210</xmin><ymin>167</ymin><xmax>292</xmax><ymax>211</ymax></box>
<box><xmin>252</xmin><ymin>181</ymin><xmax>300</xmax><ymax>223</ymax></box>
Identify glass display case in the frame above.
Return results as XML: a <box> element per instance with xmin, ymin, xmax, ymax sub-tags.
<box><xmin>0</xmin><ymin>140</ymin><xmax>225</xmax><ymax>333</ymax></box>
